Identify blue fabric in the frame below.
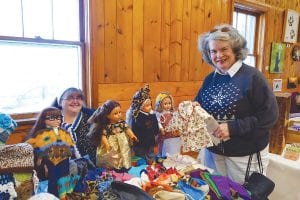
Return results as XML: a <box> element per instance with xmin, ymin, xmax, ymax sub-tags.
<box><xmin>128</xmin><ymin>165</ymin><xmax>147</xmax><ymax>177</ymax></box>
<box><xmin>37</xmin><ymin>180</ymin><xmax>48</xmax><ymax>194</ymax></box>
<box><xmin>178</xmin><ymin>180</ymin><xmax>205</xmax><ymax>200</ymax></box>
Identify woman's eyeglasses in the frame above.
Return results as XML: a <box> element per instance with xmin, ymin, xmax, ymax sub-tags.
<box><xmin>45</xmin><ymin>116</ymin><xmax>62</xmax><ymax>121</ymax></box>
<box><xmin>63</xmin><ymin>95</ymin><xmax>83</xmax><ymax>101</ymax></box>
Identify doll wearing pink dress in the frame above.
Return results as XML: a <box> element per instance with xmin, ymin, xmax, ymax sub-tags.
<box><xmin>155</xmin><ymin>92</ymin><xmax>181</xmax><ymax>157</ymax></box>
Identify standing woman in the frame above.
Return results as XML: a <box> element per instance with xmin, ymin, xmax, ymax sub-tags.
<box><xmin>52</xmin><ymin>87</ymin><xmax>96</xmax><ymax>164</ymax></box>
<box><xmin>195</xmin><ymin>24</ymin><xmax>278</xmax><ymax>184</ymax></box>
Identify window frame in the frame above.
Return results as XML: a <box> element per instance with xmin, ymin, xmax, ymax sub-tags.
<box><xmin>233</xmin><ymin>1</ymin><xmax>266</xmax><ymax>71</ymax></box>
<box><xmin>0</xmin><ymin>0</ymin><xmax>89</xmax><ymax>121</ymax></box>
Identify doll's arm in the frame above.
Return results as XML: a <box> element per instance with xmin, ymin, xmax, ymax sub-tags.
<box><xmin>101</xmin><ymin>135</ymin><xmax>111</xmax><ymax>151</ymax></box>
<box><xmin>126</xmin><ymin>128</ymin><xmax>139</xmax><ymax>143</ymax></box>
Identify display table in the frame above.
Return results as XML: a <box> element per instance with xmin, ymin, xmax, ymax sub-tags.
<box><xmin>266</xmin><ymin>153</ymin><xmax>300</xmax><ymax>200</ymax></box>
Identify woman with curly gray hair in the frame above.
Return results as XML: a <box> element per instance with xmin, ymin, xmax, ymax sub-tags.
<box><xmin>195</xmin><ymin>24</ymin><xmax>278</xmax><ymax>188</ymax></box>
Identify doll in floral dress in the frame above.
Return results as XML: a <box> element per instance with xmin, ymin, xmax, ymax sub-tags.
<box><xmin>155</xmin><ymin>92</ymin><xmax>181</xmax><ymax>157</ymax></box>
<box><xmin>87</xmin><ymin>100</ymin><xmax>138</xmax><ymax>171</ymax></box>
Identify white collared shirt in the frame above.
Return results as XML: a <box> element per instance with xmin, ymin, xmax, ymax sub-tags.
<box><xmin>215</xmin><ymin>60</ymin><xmax>243</xmax><ymax>77</ymax></box>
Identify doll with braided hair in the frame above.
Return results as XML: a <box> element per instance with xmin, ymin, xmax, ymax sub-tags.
<box><xmin>87</xmin><ymin>100</ymin><xmax>138</xmax><ymax>170</ymax></box>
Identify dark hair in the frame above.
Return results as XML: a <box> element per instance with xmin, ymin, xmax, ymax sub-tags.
<box><xmin>51</xmin><ymin>87</ymin><xmax>85</xmax><ymax>109</ymax></box>
<box><xmin>87</xmin><ymin>100</ymin><xmax>121</xmax><ymax>146</ymax></box>
<box><xmin>26</xmin><ymin>107</ymin><xmax>62</xmax><ymax>140</ymax></box>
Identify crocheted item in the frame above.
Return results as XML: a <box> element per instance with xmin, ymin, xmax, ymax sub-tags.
<box><xmin>15</xmin><ymin>179</ymin><xmax>33</xmax><ymax>200</ymax></box>
<box><xmin>0</xmin><ymin>173</ymin><xmax>17</xmax><ymax>200</ymax></box>
<box><xmin>0</xmin><ymin>113</ymin><xmax>17</xmax><ymax>144</ymax></box>
<box><xmin>0</xmin><ymin>143</ymin><xmax>34</xmax><ymax>173</ymax></box>
<box><xmin>27</xmin><ymin>128</ymin><xmax>75</xmax><ymax>166</ymax></box>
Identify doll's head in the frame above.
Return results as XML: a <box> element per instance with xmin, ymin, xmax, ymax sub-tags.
<box><xmin>87</xmin><ymin>100</ymin><xmax>121</xmax><ymax>146</ymax></box>
<box><xmin>28</xmin><ymin>107</ymin><xmax>62</xmax><ymax>139</ymax></box>
<box><xmin>88</xmin><ymin>100</ymin><xmax>121</xmax><ymax>125</ymax></box>
<box><xmin>130</xmin><ymin>84</ymin><xmax>151</xmax><ymax>118</ymax></box>
<box><xmin>155</xmin><ymin>92</ymin><xmax>174</xmax><ymax>113</ymax></box>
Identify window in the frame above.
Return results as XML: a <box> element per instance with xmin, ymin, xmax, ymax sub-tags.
<box><xmin>0</xmin><ymin>0</ymin><xmax>85</xmax><ymax>118</ymax></box>
<box><xmin>232</xmin><ymin>4</ymin><xmax>265</xmax><ymax>68</ymax></box>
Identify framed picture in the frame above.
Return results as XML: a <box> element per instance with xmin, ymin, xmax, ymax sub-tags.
<box><xmin>283</xmin><ymin>9</ymin><xmax>299</xmax><ymax>43</ymax></box>
<box><xmin>269</xmin><ymin>43</ymin><xmax>285</xmax><ymax>73</ymax></box>
<box><xmin>273</xmin><ymin>79</ymin><xmax>282</xmax><ymax>92</ymax></box>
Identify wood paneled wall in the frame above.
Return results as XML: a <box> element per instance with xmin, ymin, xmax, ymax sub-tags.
<box><xmin>89</xmin><ymin>0</ymin><xmax>300</xmax><ymax>111</ymax></box>
<box><xmin>89</xmin><ymin>0</ymin><xmax>232</xmax><ymax>110</ymax></box>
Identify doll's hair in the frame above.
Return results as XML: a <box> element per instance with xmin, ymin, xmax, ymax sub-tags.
<box><xmin>155</xmin><ymin>91</ymin><xmax>174</xmax><ymax>113</ymax></box>
<box><xmin>26</xmin><ymin>107</ymin><xmax>62</xmax><ymax>140</ymax></box>
<box><xmin>87</xmin><ymin>100</ymin><xmax>120</xmax><ymax>147</ymax></box>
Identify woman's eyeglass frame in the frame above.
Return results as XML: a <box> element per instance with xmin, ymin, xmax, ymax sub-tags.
<box><xmin>62</xmin><ymin>95</ymin><xmax>83</xmax><ymax>102</ymax></box>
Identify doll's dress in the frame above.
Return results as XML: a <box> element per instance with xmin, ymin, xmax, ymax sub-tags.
<box><xmin>96</xmin><ymin>120</ymin><xmax>131</xmax><ymax>169</ymax></box>
<box><xmin>157</xmin><ymin>111</ymin><xmax>181</xmax><ymax>157</ymax></box>
<box><xmin>174</xmin><ymin>101</ymin><xmax>213</xmax><ymax>152</ymax></box>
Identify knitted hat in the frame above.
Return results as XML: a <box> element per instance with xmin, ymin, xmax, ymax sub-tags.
<box><xmin>131</xmin><ymin>84</ymin><xmax>151</xmax><ymax>119</ymax></box>
<box><xmin>155</xmin><ymin>91</ymin><xmax>174</xmax><ymax>112</ymax></box>
<box><xmin>0</xmin><ymin>113</ymin><xmax>17</xmax><ymax>143</ymax></box>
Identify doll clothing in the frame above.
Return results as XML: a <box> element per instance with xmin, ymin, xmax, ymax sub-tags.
<box><xmin>96</xmin><ymin>120</ymin><xmax>132</xmax><ymax>169</ymax></box>
<box><xmin>156</xmin><ymin>111</ymin><xmax>181</xmax><ymax>157</ymax></box>
<box><xmin>132</xmin><ymin>111</ymin><xmax>159</xmax><ymax>159</ymax></box>
<box><xmin>27</xmin><ymin>127</ymin><xmax>75</xmax><ymax>198</ymax></box>
<box><xmin>174</xmin><ymin>101</ymin><xmax>213</xmax><ymax>152</ymax></box>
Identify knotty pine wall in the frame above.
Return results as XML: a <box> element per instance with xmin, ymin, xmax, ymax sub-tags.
<box><xmin>89</xmin><ymin>0</ymin><xmax>232</xmax><ymax>113</ymax></box>
<box><xmin>89</xmin><ymin>0</ymin><xmax>300</xmax><ymax>114</ymax></box>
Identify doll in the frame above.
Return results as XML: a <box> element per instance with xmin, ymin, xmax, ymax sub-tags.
<box><xmin>26</xmin><ymin>107</ymin><xmax>75</xmax><ymax>199</ymax></box>
<box><xmin>155</xmin><ymin>92</ymin><xmax>181</xmax><ymax>157</ymax></box>
<box><xmin>87</xmin><ymin>100</ymin><xmax>138</xmax><ymax>170</ymax></box>
<box><xmin>126</xmin><ymin>84</ymin><xmax>160</xmax><ymax>162</ymax></box>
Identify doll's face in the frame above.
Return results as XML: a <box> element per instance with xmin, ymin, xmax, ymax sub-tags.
<box><xmin>45</xmin><ymin>115</ymin><xmax>62</xmax><ymax>128</ymax></box>
<box><xmin>161</xmin><ymin>97</ymin><xmax>172</xmax><ymax>111</ymax></box>
<box><xmin>107</xmin><ymin>106</ymin><xmax>122</xmax><ymax>123</ymax></box>
<box><xmin>141</xmin><ymin>99</ymin><xmax>152</xmax><ymax>113</ymax></box>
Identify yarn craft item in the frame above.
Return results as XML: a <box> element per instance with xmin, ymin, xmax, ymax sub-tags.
<box><xmin>27</xmin><ymin>128</ymin><xmax>75</xmax><ymax>165</ymax></box>
<box><xmin>0</xmin><ymin>143</ymin><xmax>34</xmax><ymax>173</ymax></box>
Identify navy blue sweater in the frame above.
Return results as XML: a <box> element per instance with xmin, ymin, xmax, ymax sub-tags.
<box><xmin>195</xmin><ymin>64</ymin><xmax>279</xmax><ymax>156</ymax></box>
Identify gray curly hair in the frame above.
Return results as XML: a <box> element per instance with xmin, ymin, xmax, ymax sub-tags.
<box><xmin>198</xmin><ymin>24</ymin><xmax>248</xmax><ymax>66</ymax></box>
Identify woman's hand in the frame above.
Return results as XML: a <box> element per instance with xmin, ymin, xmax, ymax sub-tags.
<box><xmin>213</xmin><ymin>123</ymin><xmax>230</xmax><ymax>141</ymax></box>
